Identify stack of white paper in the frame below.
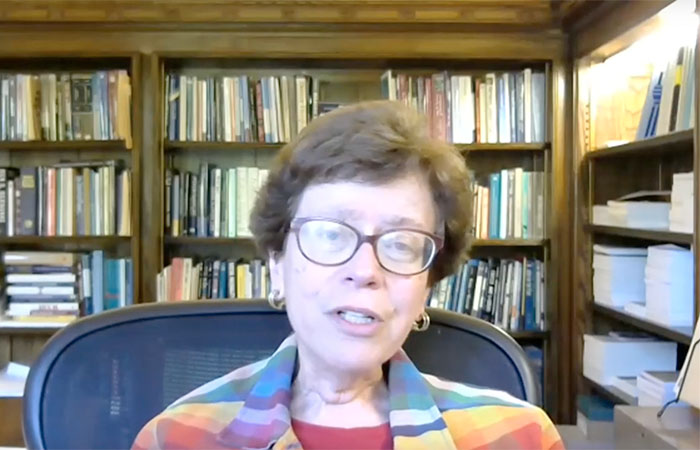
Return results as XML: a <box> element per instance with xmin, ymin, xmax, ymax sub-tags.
<box><xmin>583</xmin><ymin>334</ymin><xmax>677</xmax><ymax>385</ymax></box>
<box><xmin>669</xmin><ymin>172</ymin><xmax>693</xmax><ymax>233</ymax></box>
<box><xmin>607</xmin><ymin>200</ymin><xmax>671</xmax><ymax>229</ymax></box>
<box><xmin>593</xmin><ymin>244</ymin><xmax>647</xmax><ymax>308</ymax></box>
<box><xmin>637</xmin><ymin>371</ymin><xmax>680</xmax><ymax>406</ymax></box>
<box><xmin>612</xmin><ymin>376</ymin><xmax>638</xmax><ymax>400</ymax></box>
<box><xmin>645</xmin><ymin>244</ymin><xmax>695</xmax><ymax>327</ymax></box>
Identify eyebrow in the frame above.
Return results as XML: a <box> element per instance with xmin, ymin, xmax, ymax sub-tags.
<box><xmin>319</xmin><ymin>209</ymin><xmax>428</xmax><ymax>230</ymax></box>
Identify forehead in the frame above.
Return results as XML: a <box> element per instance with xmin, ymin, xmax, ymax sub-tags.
<box><xmin>294</xmin><ymin>175</ymin><xmax>437</xmax><ymax>230</ymax></box>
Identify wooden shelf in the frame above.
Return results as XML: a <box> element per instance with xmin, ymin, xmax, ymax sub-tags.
<box><xmin>472</xmin><ymin>238</ymin><xmax>547</xmax><ymax>247</ymax></box>
<box><xmin>0</xmin><ymin>140</ymin><xmax>128</xmax><ymax>152</ymax></box>
<box><xmin>593</xmin><ymin>303</ymin><xmax>693</xmax><ymax>345</ymax></box>
<box><xmin>585</xmin><ymin>224</ymin><xmax>693</xmax><ymax>245</ymax></box>
<box><xmin>0</xmin><ymin>321</ymin><xmax>66</xmax><ymax>335</ymax></box>
<box><xmin>585</xmin><ymin>129</ymin><xmax>693</xmax><ymax>159</ymax></box>
<box><xmin>164</xmin><ymin>141</ymin><xmax>283</xmax><ymax>152</ymax></box>
<box><xmin>164</xmin><ymin>236</ymin><xmax>255</xmax><ymax>245</ymax></box>
<box><xmin>0</xmin><ymin>236</ymin><xmax>131</xmax><ymax>250</ymax></box>
<box><xmin>459</xmin><ymin>142</ymin><xmax>548</xmax><ymax>153</ymax></box>
<box><xmin>584</xmin><ymin>376</ymin><xmax>636</xmax><ymax>405</ymax></box>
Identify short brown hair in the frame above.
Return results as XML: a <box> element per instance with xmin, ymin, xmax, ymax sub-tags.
<box><xmin>250</xmin><ymin>100</ymin><xmax>472</xmax><ymax>283</ymax></box>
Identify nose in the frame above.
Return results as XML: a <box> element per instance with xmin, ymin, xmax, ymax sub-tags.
<box><xmin>344</xmin><ymin>241</ymin><xmax>383</xmax><ymax>288</ymax></box>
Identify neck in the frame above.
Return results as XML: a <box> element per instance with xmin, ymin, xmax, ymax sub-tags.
<box><xmin>290</xmin><ymin>343</ymin><xmax>390</xmax><ymax>427</ymax></box>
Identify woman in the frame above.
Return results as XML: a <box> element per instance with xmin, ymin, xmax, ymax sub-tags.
<box><xmin>133</xmin><ymin>100</ymin><xmax>563</xmax><ymax>450</ymax></box>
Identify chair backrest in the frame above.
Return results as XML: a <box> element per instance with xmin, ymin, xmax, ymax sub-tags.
<box><xmin>23</xmin><ymin>300</ymin><xmax>539</xmax><ymax>449</ymax></box>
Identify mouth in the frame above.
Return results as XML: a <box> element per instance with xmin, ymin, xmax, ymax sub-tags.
<box><xmin>332</xmin><ymin>307</ymin><xmax>382</xmax><ymax>325</ymax></box>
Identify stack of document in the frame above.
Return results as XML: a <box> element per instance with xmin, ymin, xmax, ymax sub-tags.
<box><xmin>669</xmin><ymin>172</ymin><xmax>693</xmax><ymax>233</ymax></box>
<box><xmin>607</xmin><ymin>200</ymin><xmax>671</xmax><ymax>229</ymax></box>
<box><xmin>592</xmin><ymin>190</ymin><xmax>671</xmax><ymax>229</ymax></box>
<box><xmin>593</xmin><ymin>244</ymin><xmax>647</xmax><ymax>308</ymax></box>
<box><xmin>645</xmin><ymin>244</ymin><xmax>695</xmax><ymax>327</ymax></box>
<box><xmin>637</xmin><ymin>371</ymin><xmax>680</xmax><ymax>406</ymax></box>
<box><xmin>583</xmin><ymin>333</ymin><xmax>677</xmax><ymax>385</ymax></box>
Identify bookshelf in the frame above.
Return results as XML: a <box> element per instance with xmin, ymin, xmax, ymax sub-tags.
<box><xmin>584</xmin><ymin>224</ymin><xmax>694</xmax><ymax>245</ymax></box>
<box><xmin>572</xmin><ymin>0</ymin><xmax>699</xmax><ymax>418</ymax></box>
<box><xmin>148</xmin><ymin>54</ymin><xmax>564</xmax><ymax>415</ymax></box>
<box><xmin>593</xmin><ymin>303</ymin><xmax>693</xmax><ymax>345</ymax></box>
<box><xmin>0</xmin><ymin>53</ymin><xmax>142</xmax><ymax>383</ymax></box>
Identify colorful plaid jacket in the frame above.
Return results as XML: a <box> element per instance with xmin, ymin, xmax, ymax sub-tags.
<box><xmin>132</xmin><ymin>335</ymin><xmax>563</xmax><ymax>449</ymax></box>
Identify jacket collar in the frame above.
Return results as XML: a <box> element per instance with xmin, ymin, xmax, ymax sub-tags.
<box><xmin>215</xmin><ymin>334</ymin><xmax>456</xmax><ymax>449</ymax></box>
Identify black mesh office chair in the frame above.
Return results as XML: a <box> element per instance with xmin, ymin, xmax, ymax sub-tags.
<box><xmin>23</xmin><ymin>300</ymin><xmax>539</xmax><ymax>449</ymax></box>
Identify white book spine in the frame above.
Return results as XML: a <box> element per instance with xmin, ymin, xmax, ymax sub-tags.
<box><xmin>514</xmin><ymin>168</ymin><xmax>523</xmax><ymax>239</ymax></box>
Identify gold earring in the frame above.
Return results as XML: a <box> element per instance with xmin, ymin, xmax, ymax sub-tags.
<box><xmin>412</xmin><ymin>311</ymin><xmax>430</xmax><ymax>332</ymax></box>
<box><xmin>267</xmin><ymin>289</ymin><xmax>285</xmax><ymax>310</ymax></box>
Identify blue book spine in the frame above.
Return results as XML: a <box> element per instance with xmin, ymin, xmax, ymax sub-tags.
<box><xmin>488</xmin><ymin>173</ymin><xmax>500</xmax><ymax>239</ymax></box>
<box><xmin>100</xmin><ymin>72</ymin><xmax>109</xmax><ymax>139</ymax></box>
<box><xmin>126</xmin><ymin>259</ymin><xmax>133</xmax><ymax>305</ymax></box>
<box><xmin>261</xmin><ymin>77</ymin><xmax>271</xmax><ymax>143</ymax></box>
<box><xmin>524</xmin><ymin>259</ymin><xmax>536</xmax><ymax>330</ymax></box>
<box><xmin>91</xmin><ymin>250</ymin><xmax>104</xmax><ymax>314</ymax></box>
<box><xmin>646</xmin><ymin>70</ymin><xmax>665</xmax><ymax>138</ymax></box>
<box><xmin>219</xmin><ymin>261</ymin><xmax>228</xmax><ymax>299</ymax></box>
<box><xmin>104</xmin><ymin>259</ymin><xmax>120</xmax><ymax>310</ymax></box>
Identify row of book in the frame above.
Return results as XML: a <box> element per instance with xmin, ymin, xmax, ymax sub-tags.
<box><xmin>636</xmin><ymin>44</ymin><xmax>695</xmax><ymax>139</ymax></box>
<box><xmin>156</xmin><ymin>257</ymin><xmax>269</xmax><ymax>301</ymax></box>
<box><xmin>471</xmin><ymin>169</ymin><xmax>545</xmax><ymax>240</ymax></box>
<box><xmin>382</xmin><ymin>69</ymin><xmax>546</xmax><ymax>144</ymax></box>
<box><xmin>0</xmin><ymin>71</ymin><xmax>133</xmax><ymax>147</ymax></box>
<box><xmin>164</xmin><ymin>74</ymin><xmax>322</xmax><ymax>144</ymax></box>
<box><xmin>429</xmin><ymin>257</ymin><xmax>546</xmax><ymax>332</ymax></box>
<box><xmin>1</xmin><ymin>251</ymin><xmax>133</xmax><ymax>324</ymax></box>
<box><xmin>165</xmin><ymin>164</ymin><xmax>268</xmax><ymax>238</ymax></box>
<box><xmin>0</xmin><ymin>161</ymin><xmax>132</xmax><ymax>237</ymax></box>
<box><xmin>593</xmin><ymin>243</ymin><xmax>694</xmax><ymax>328</ymax></box>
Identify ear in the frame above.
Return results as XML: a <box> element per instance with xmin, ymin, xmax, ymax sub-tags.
<box><xmin>268</xmin><ymin>250</ymin><xmax>285</xmax><ymax>297</ymax></box>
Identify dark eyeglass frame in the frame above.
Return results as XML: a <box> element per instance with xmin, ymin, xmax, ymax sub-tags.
<box><xmin>288</xmin><ymin>217</ymin><xmax>444</xmax><ymax>276</ymax></box>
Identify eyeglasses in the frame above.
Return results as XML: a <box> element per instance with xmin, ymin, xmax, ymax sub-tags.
<box><xmin>288</xmin><ymin>218</ymin><xmax>443</xmax><ymax>276</ymax></box>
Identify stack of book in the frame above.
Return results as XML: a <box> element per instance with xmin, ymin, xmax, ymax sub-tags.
<box><xmin>1</xmin><ymin>250</ymin><xmax>133</xmax><ymax>323</ymax></box>
<box><xmin>644</xmin><ymin>244</ymin><xmax>694</xmax><ymax>327</ymax></box>
<box><xmin>3</xmin><ymin>251</ymin><xmax>80</xmax><ymax>323</ymax></box>
<box><xmin>583</xmin><ymin>333</ymin><xmax>677</xmax><ymax>385</ymax></box>
<box><xmin>0</xmin><ymin>71</ymin><xmax>133</xmax><ymax>147</ymax></box>
<box><xmin>592</xmin><ymin>191</ymin><xmax>671</xmax><ymax>229</ymax></box>
<box><xmin>670</xmin><ymin>172</ymin><xmax>693</xmax><ymax>233</ymax></box>
<box><xmin>164</xmin><ymin>73</ymin><xmax>322</xmax><ymax>143</ymax></box>
<box><xmin>382</xmin><ymin>69</ymin><xmax>546</xmax><ymax>143</ymax></box>
<box><xmin>592</xmin><ymin>244</ymin><xmax>647</xmax><ymax>308</ymax></box>
<box><xmin>165</xmin><ymin>164</ymin><xmax>268</xmax><ymax>238</ymax></box>
<box><xmin>156</xmin><ymin>257</ymin><xmax>269</xmax><ymax>301</ymax></box>
<box><xmin>636</xmin><ymin>44</ymin><xmax>695</xmax><ymax>139</ymax></box>
<box><xmin>471</xmin><ymin>169</ymin><xmax>545</xmax><ymax>240</ymax></box>
<box><xmin>0</xmin><ymin>161</ymin><xmax>132</xmax><ymax>237</ymax></box>
<box><xmin>636</xmin><ymin>370</ymin><xmax>681</xmax><ymax>407</ymax></box>
<box><xmin>429</xmin><ymin>257</ymin><xmax>546</xmax><ymax>332</ymax></box>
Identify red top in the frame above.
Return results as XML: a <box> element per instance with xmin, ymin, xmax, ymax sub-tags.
<box><xmin>291</xmin><ymin>419</ymin><xmax>393</xmax><ymax>450</ymax></box>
